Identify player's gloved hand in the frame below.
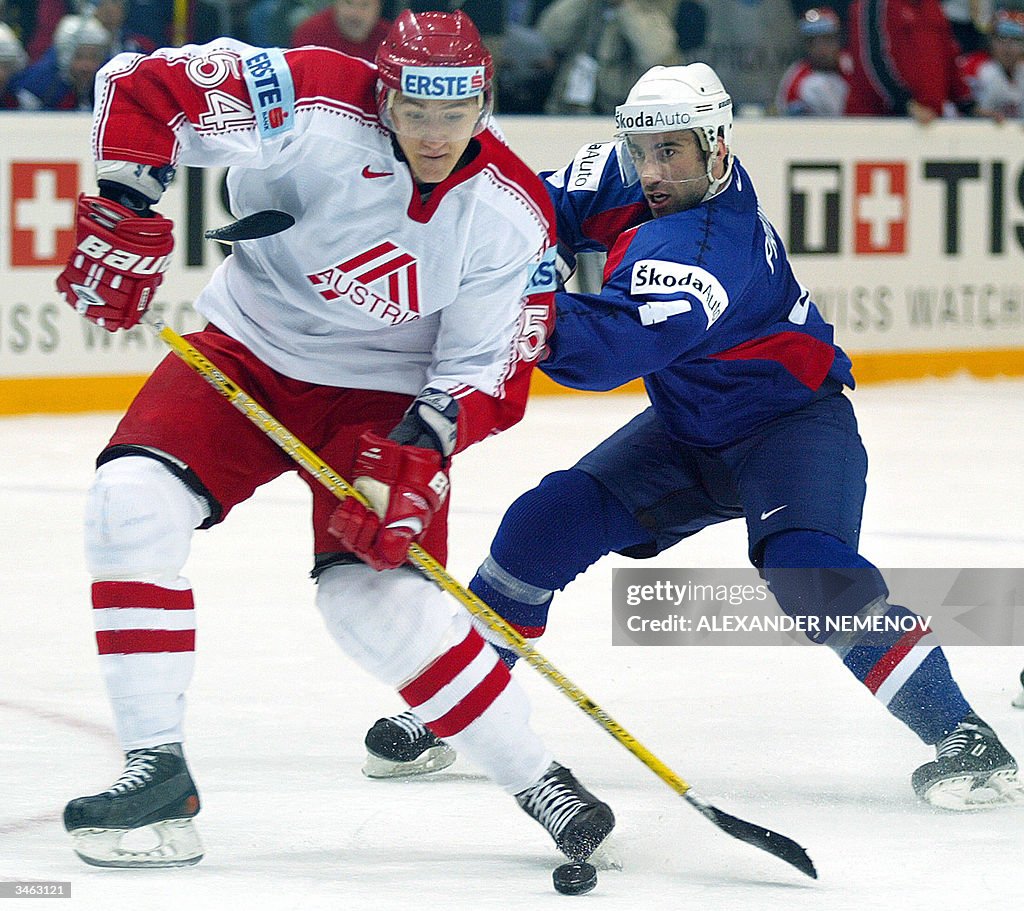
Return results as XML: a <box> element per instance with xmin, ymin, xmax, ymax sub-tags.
<box><xmin>329</xmin><ymin>432</ymin><xmax>451</xmax><ymax>571</ymax></box>
<box><xmin>56</xmin><ymin>195</ymin><xmax>174</xmax><ymax>331</ymax></box>
<box><xmin>387</xmin><ymin>387</ymin><xmax>459</xmax><ymax>457</ymax></box>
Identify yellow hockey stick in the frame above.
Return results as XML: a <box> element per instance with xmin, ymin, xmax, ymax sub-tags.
<box><xmin>141</xmin><ymin>311</ymin><xmax>816</xmax><ymax>879</ymax></box>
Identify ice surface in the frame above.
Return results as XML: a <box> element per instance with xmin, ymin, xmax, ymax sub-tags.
<box><xmin>1</xmin><ymin>378</ymin><xmax>1022</xmax><ymax>909</ymax></box>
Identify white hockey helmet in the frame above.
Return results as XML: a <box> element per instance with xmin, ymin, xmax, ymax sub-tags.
<box><xmin>54</xmin><ymin>15</ymin><xmax>112</xmax><ymax>77</ymax></box>
<box><xmin>615</xmin><ymin>64</ymin><xmax>734</xmax><ymax>199</ymax></box>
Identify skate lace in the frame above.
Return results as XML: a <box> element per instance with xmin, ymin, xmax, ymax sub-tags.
<box><xmin>391</xmin><ymin>711</ymin><xmax>430</xmax><ymax>742</ymax></box>
<box><xmin>106</xmin><ymin>750</ymin><xmax>163</xmax><ymax>795</ymax></box>
<box><xmin>517</xmin><ymin>769</ymin><xmax>587</xmax><ymax>840</ymax></box>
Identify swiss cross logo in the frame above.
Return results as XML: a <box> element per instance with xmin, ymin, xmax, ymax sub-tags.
<box><xmin>854</xmin><ymin>162</ymin><xmax>907</xmax><ymax>254</ymax></box>
<box><xmin>307</xmin><ymin>241</ymin><xmax>421</xmax><ymax>326</ymax></box>
<box><xmin>10</xmin><ymin>162</ymin><xmax>79</xmax><ymax>266</ymax></box>
<box><xmin>788</xmin><ymin>161</ymin><xmax>910</xmax><ymax>256</ymax></box>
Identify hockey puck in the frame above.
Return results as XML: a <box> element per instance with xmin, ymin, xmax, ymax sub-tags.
<box><xmin>552</xmin><ymin>861</ymin><xmax>597</xmax><ymax>895</ymax></box>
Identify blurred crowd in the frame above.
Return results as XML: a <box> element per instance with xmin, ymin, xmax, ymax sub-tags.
<box><xmin>1</xmin><ymin>0</ymin><xmax>1022</xmax><ymax>120</ymax></box>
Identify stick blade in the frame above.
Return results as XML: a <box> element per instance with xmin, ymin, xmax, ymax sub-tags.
<box><xmin>688</xmin><ymin>796</ymin><xmax>817</xmax><ymax>879</ymax></box>
<box><xmin>204</xmin><ymin>210</ymin><xmax>295</xmax><ymax>244</ymax></box>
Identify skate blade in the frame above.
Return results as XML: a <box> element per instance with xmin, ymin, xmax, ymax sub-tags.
<box><xmin>69</xmin><ymin>818</ymin><xmax>204</xmax><ymax>867</ymax></box>
<box><xmin>362</xmin><ymin>744</ymin><xmax>457</xmax><ymax>779</ymax></box>
<box><xmin>922</xmin><ymin>769</ymin><xmax>1024</xmax><ymax>811</ymax></box>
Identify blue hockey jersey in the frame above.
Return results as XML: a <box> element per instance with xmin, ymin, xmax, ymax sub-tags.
<box><xmin>540</xmin><ymin>142</ymin><xmax>855</xmax><ymax>447</ymax></box>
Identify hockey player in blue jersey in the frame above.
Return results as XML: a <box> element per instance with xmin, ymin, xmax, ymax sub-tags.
<box><xmin>362</xmin><ymin>63</ymin><xmax>1022</xmax><ymax>810</ymax></box>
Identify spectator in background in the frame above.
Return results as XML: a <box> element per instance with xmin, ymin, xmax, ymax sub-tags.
<box><xmin>26</xmin><ymin>0</ymin><xmax>71</xmax><ymax>61</ymax></box>
<box><xmin>537</xmin><ymin>0</ymin><xmax>679</xmax><ymax>114</ymax></box>
<box><xmin>942</xmin><ymin>0</ymin><xmax>988</xmax><ymax>53</ymax></box>
<box><xmin>250</xmin><ymin>2</ymin><xmax>328</xmax><ymax>47</ymax></box>
<box><xmin>10</xmin><ymin>15</ymin><xmax>111</xmax><ymax>110</ymax></box>
<box><xmin>1</xmin><ymin>1</ymin><xmax>38</xmax><ymax>48</ymax></box>
<box><xmin>291</xmin><ymin>0</ymin><xmax>390</xmax><ymax>59</ymax></box>
<box><xmin>677</xmin><ymin>0</ymin><xmax>801</xmax><ymax>114</ymax></box>
<box><xmin>672</xmin><ymin>1</ymin><xmax>707</xmax><ymax>54</ymax></box>
<box><xmin>776</xmin><ymin>6</ymin><xmax>850</xmax><ymax>115</ymax></box>
<box><xmin>0</xmin><ymin>20</ymin><xmax>27</xmax><ymax>107</ymax></box>
<box><xmin>92</xmin><ymin>0</ymin><xmax>156</xmax><ymax>54</ymax></box>
<box><xmin>845</xmin><ymin>0</ymin><xmax>973</xmax><ymax>122</ymax></box>
<box><xmin>26</xmin><ymin>1</ymin><xmax>154</xmax><ymax>61</ymax></box>
<box><xmin>959</xmin><ymin>9</ymin><xmax>1024</xmax><ymax>120</ymax></box>
<box><xmin>494</xmin><ymin>19</ymin><xmax>555</xmax><ymax>112</ymax></box>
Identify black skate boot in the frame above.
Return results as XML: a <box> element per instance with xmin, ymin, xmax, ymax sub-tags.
<box><xmin>363</xmin><ymin>711</ymin><xmax>457</xmax><ymax>778</ymax></box>
<box><xmin>1013</xmin><ymin>668</ymin><xmax>1024</xmax><ymax>709</ymax></box>
<box><xmin>64</xmin><ymin>743</ymin><xmax>203</xmax><ymax>867</ymax></box>
<box><xmin>912</xmin><ymin>713</ymin><xmax>1023</xmax><ymax>810</ymax></box>
<box><xmin>515</xmin><ymin>762</ymin><xmax>615</xmax><ymax>861</ymax></box>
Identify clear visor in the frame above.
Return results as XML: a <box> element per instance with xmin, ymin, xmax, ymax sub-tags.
<box><xmin>616</xmin><ymin>132</ymin><xmax>712</xmax><ymax>187</ymax></box>
<box><xmin>384</xmin><ymin>90</ymin><xmax>489</xmax><ymax>141</ymax></box>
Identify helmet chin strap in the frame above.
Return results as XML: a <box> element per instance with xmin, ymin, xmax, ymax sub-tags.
<box><xmin>696</xmin><ymin>132</ymin><xmax>733</xmax><ymax>202</ymax></box>
<box><xmin>701</xmin><ymin>160</ymin><xmax>732</xmax><ymax>202</ymax></box>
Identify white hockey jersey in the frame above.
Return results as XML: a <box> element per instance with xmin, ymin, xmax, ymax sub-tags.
<box><xmin>92</xmin><ymin>40</ymin><xmax>556</xmax><ymax>452</ymax></box>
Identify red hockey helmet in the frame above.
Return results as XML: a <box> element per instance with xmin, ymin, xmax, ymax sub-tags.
<box><xmin>375</xmin><ymin>10</ymin><xmax>493</xmax><ymax>137</ymax></box>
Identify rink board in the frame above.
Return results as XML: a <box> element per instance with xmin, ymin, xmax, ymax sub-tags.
<box><xmin>1</xmin><ymin>114</ymin><xmax>1022</xmax><ymax>414</ymax></box>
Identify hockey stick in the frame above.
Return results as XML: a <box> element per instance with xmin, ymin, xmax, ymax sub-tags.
<box><xmin>140</xmin><ymin>312</ymin><xmax>817</xmax><ymax>880</ymax></box>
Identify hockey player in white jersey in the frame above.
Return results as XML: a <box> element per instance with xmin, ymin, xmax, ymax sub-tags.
<box><xmin>55</xmin><ymin>10</ymin><xmax>613</xmax><ymax>869</ymax></box>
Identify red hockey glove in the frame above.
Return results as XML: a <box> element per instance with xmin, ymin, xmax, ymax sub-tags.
<box><xmin>328</xmin><ymin>432</ymin><xmax>450</xmax><ymax>571</ymax></box>
<box><xmin>56</xmin><ymin>195</ymin><xmax>174</xmax><ymax>331</ymax></box>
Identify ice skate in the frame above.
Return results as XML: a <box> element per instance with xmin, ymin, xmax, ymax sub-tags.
<box><xmin>912</xmin><ymin>713</ymin><xmax>1024</xmax><ymax>810</ymax></box>
<box><xmin>64</xmin><ymin>743</ymin><xmax>203</xmax><ymax>867</ymax></box>
<box><xmin>363</xmin><ymin>711</ymin><xmax>457</xmax><ymax>778</ymax></box>
<box><xmin>1013</xmin><ymin>669</ymin><xmax>1024</xmax><ymax>709</ymax></box>
<box><xmin>515</xmin><ymin>762</ymin><xmax>615</xmax><ymax>861</ymax></box>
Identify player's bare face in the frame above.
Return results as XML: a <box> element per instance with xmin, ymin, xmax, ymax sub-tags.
<box><xmin>627</xmin><ymin>130</ymin><xmax>717</xmax><ymax>217</ymax></box>
<box><xmin>391</xmin><ymin>95</ymin><xmax>480</xmax><ymax>185</ymax></box>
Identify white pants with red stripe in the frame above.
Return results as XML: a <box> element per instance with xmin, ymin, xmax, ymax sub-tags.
<box><xmin>85</xmin><ymin>457</ymin><xmax>552</xmax><ymax>793</ymax></box>
<box><xmin>316</xmin><ymin>562</ymin><xmax>553</xmax><ymax>794</ymax></box>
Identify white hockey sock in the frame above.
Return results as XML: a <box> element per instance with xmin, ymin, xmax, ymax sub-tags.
<box><xmin>316</xmin><ymin>563</ymin><xmax>552</xmax><ymax>793</ymax></box>
<box><xmin>84</xmin><ymin>457</ymin><xmax>209</xmax><ymax>749</ymax></box>
<box><xmin>399</xmin><ymin>624</ymin><xmax>552</xmax><ymax>794</ymax></box>
<box><xmin>92</xmin><ymin>580</ymin><xmax>196</xmax><ymax>748</ymax></box>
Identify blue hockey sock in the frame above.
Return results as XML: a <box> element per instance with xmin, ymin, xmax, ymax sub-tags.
<box><xmin>471</xmin><ymin>468</ymin><xmax>650</xmax><ymax>667</ymax></box>
<box><xmin>836</xmin><ymin>602</ymin><xmax>971</xmax><ymax>743</ymax></box>
<box><xmin>763</xmin><ymin>531</ymin><xmax>971</xmax><ymax>744</ymax></box>
<box><xmin>470</xmin><ymin>557</ymin><xmax>552</xmax><ymax>668</ymax></box>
